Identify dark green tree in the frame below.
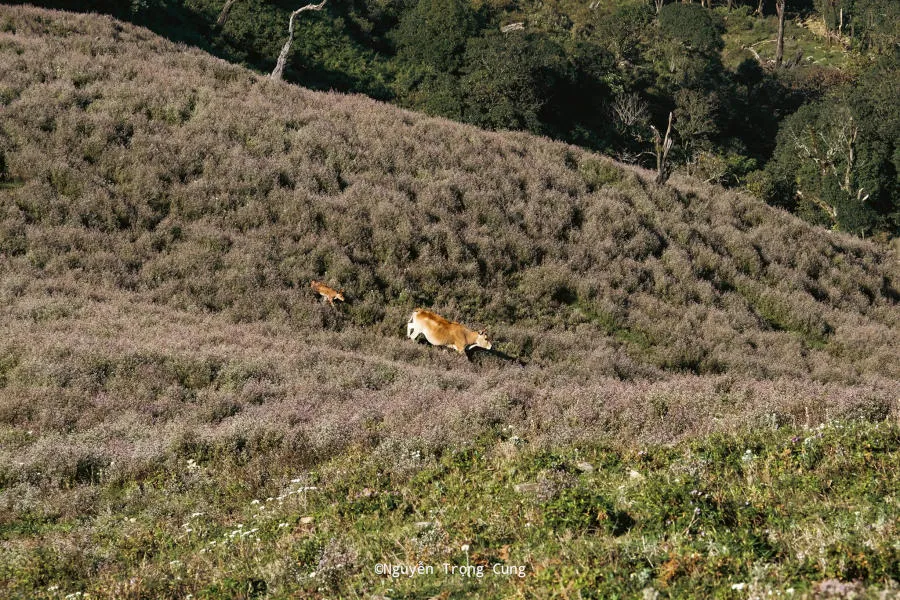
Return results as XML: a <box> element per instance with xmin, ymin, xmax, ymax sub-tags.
<box><xmin>764</xmin><ymin>55</ymin><xmax>899</xmax><ymax>237</ymax></box>
<box><xmin>588</xmin><ymin>1</ymin><xmax>653</xmax><ymax>64</ymax></box>
<box><xmin>657</xmin><ymin>3</ymin><xmax>724</xmax><ymax>55</ymax></box>
<box><xmin>812</xmin><ymin>0</ymin><xmax>899</xmax><ymax>53</ymax></box>
<box><xmin>459</xmin><ymin>32</ymin><xmax>571</xmax><ymax>134</ymax></box>
<box><xmin>390</xmin><ymin>0</ymin><xmax>480</xmax><ymax>117</ymax></box>
<box><xmin>844</xmin><ymin>52</ymin><xmax>900</xmax><ymax>233</ymax></box>
<box><xmin>652</xmin><ymin>3</ymin><xmax>725</xmax><ymax>88</ymax></box>
<box><xmin>392</xmin><ymin>0</ymin><xmax>478</xmax><ymax>73</ymax></box>
<box><xmin>854</xmin><ymin>0</ymin><xmax>900</xmax><ymax>53</ymax></box>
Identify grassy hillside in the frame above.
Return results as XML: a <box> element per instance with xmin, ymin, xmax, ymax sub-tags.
<box><xmin>10</xmin><ymin>0</ymin><xmax>899</xmax><ymax>237</ymax></box>
<box><xmin>0</xmin><ymin>6</ymin><xmax>898</xmax><ymax>598</ymax></box>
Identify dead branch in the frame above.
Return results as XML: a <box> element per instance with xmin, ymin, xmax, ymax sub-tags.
<box><xmin>745</xmin><ymin>46</ymin><xmax>763</xmax><ymax>63</ymax></box>
<box><xmin>216</xmin><ymin>0</ymin><xmax>239</xmax><ymax>27</ymax></box>
<box><xmin>271</xmin><ymin>0</ymin><xmax>327</xmax><ymax>82</ymax></box>
<box><xmin>843</xmin><ymin>117</ymin><xmax>857</xmax><ymax>193</ymax></box>
<box><xmin>651</xmin><ymin>112</ymin><xmax>675</xmax><ymax>185</ymax></box>
<box><xmin>798</xmin><ymin>190</ymin><xmax>838</xmax><ymax>224</ymax></box>
<box><xmin>741</xmin><ymin>39</ymin><xmax>775</xmax><ymax>64</ymax></box>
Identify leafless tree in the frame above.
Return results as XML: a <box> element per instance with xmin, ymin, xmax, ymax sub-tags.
<box><xmin>216</xmin><ymin>0</ymin><xmax>239</xmax><ymax>27</ymax></box>
<box><xmin>654</xmin><ymin>0</ymin><xmax>665</xmax><ymax>14</ymax></box>
<box><xmin>775</xmin><ymin>0</ymin><xmax>786</xmax><ymax>68</ymax></box>
<box><xmin>500</xmin><ymin>22</ymin><xmax>525</xmax><ymax>33</ymax></box>
<box><xmin>651</xmin><ymin>112</ymin><xmax>675</xmax><ymax>185</ymax></box>
<box><xmin>788</xmin><ymin>110</ymin><xmax>865</xmax><ymax>226</ymax></box>
<box><xmin>612</xmin><ymin>93</ymin><xmax>649</xmax><ymax>132</ymax></box>
<box><xmin>271</xmin><ymin>0</ymin><xmax>328</xmax><ymax>82</ymax></box>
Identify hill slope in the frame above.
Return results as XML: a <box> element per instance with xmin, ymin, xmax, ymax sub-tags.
<box><xmin>1</xmin><ymin>6</ymin><xmax>897</xmax><ymax>375</ymax></box>
<box><xmin>1</xmin><ymin>2</ymin><xmax>898</xmax><ymax>446</ymax></box>
<box><xmin>0</xmin><ymin>6</ymin><xmax>898</xmax><ymax>598</ymax></box>
<box><xmin>1</xmin><ymin>0</ymin><xmax>898</xmax><ymax>459</ymax></box>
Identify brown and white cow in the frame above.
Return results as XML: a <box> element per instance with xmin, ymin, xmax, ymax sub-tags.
<box><xmin>310</xmin><ymin>280</ymin><xmax>345</xmax><ymax>306</ymax></box>
<box><xmin>407</xmin><ymin>309</ymin><xmax>492</xmax><ymax>354</ymax></box>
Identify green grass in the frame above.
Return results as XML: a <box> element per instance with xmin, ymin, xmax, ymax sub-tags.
<box><xmin>721</xmin><ymin>8</ymin><xmax>853</xmax><ymax>69</ymax></box>
<box><xmin>2</xmin><ymin>419</ymin><xmax>897</xmax><ymax>598</ymax></box>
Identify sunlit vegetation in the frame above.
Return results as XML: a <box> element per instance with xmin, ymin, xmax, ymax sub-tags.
<box><xmin>0</xmin><ymin>6</ymin><xmax>897</xmax><ymax>598</ymax></box>
<box><xmin>8</xmin><ymin>0</ymin><xmax>898</xmax><ymax>237</ymax></box>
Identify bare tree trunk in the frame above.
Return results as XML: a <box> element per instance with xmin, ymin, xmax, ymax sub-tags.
<box><xmin>500</xmin><ymin>22</ymin><xmax>525</xmax><ymax>33</ymax></box>
<box><xmin>775</xmin><ymin>0</ymin><xmax>786</xmax><ymax>68</ymax></box>
<box><xmin>655</xmin><ymin>0</ymin><xmax>665</xmax><ymax>14</ymax></box>
<box><xmin>843</xmin><ymin>118</ymin><xmax>858</xmax><ymax>193</ymax></box>
<box><xmin>756</xmin><ymin>0</ymin><xmax>764</xmax><ymax>16</ymax></box>
<box><xmin>271</xmin><ymin>0</ymin><xmax>327</xmax><ymax>82</ymax></box>
<box><xmin>799</xmin><ymin>191</ymin><xmax>839</xmax><ymax>225</ymax></box>
<box><xmin>216</xmin><ymin>0</ymin><xmax>238</xmax><ymax>27</ymax></box>
<box><xmin>651</xmin><ymin>112</ymin><xmax>675</xmax><ymax>185</ymax></box>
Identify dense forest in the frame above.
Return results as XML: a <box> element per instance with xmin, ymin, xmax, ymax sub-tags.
<box><xmin>7</xmin><ymin>0</ymin><xmax>899</xmax><ymax>238</ymax></box>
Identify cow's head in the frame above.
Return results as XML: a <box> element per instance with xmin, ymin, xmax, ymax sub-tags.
<box><xmin>473</xmin><ymin>330</ymin><xmax>492</xmax><ymax>351</ymax></box>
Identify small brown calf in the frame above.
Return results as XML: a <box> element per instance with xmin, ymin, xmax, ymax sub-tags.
<box><xmin>310</xmin><ymin>280</ymin><xmax>345</xmax><ymax>306</ymax></box>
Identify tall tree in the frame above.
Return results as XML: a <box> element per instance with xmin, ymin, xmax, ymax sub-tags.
<box><xmin>460</xmin><ymin>32</ymin><xmax>570</xmax><ymax>134</ymax></box>
<box><xmin>775</xmin><ymin>0</ymin><xmax>786</xmax><ymax>68</ymax></box>
<box><xmin>765</xmin><ymin>71</ymin><xmax>899</xmax><ymax>237</ymax></box>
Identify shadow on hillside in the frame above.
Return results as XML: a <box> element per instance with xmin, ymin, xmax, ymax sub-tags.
<box><xmin>465</xmin><ymin>346</ymin><xmax>526</xmax><ymax>368</ymax></box>
<box><xmin>12</xmin><ymin>0</ymin><xmax>392</xmax><ymax>99</ymax></box>
<box><xmin>9</xmin><ymin>0</ymin><xmax>215</xmax><ymax>50</ymax></box>
<box><xmin>608</xmin><ymin>510</ymin><xmax>636</xmax><ymax>536</ymax></box>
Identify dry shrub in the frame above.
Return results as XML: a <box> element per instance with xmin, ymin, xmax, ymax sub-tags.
<box><xmin>0</xmin><ymin>4</ymin><xmax>896</xmax><ymax>497</ymax></box>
